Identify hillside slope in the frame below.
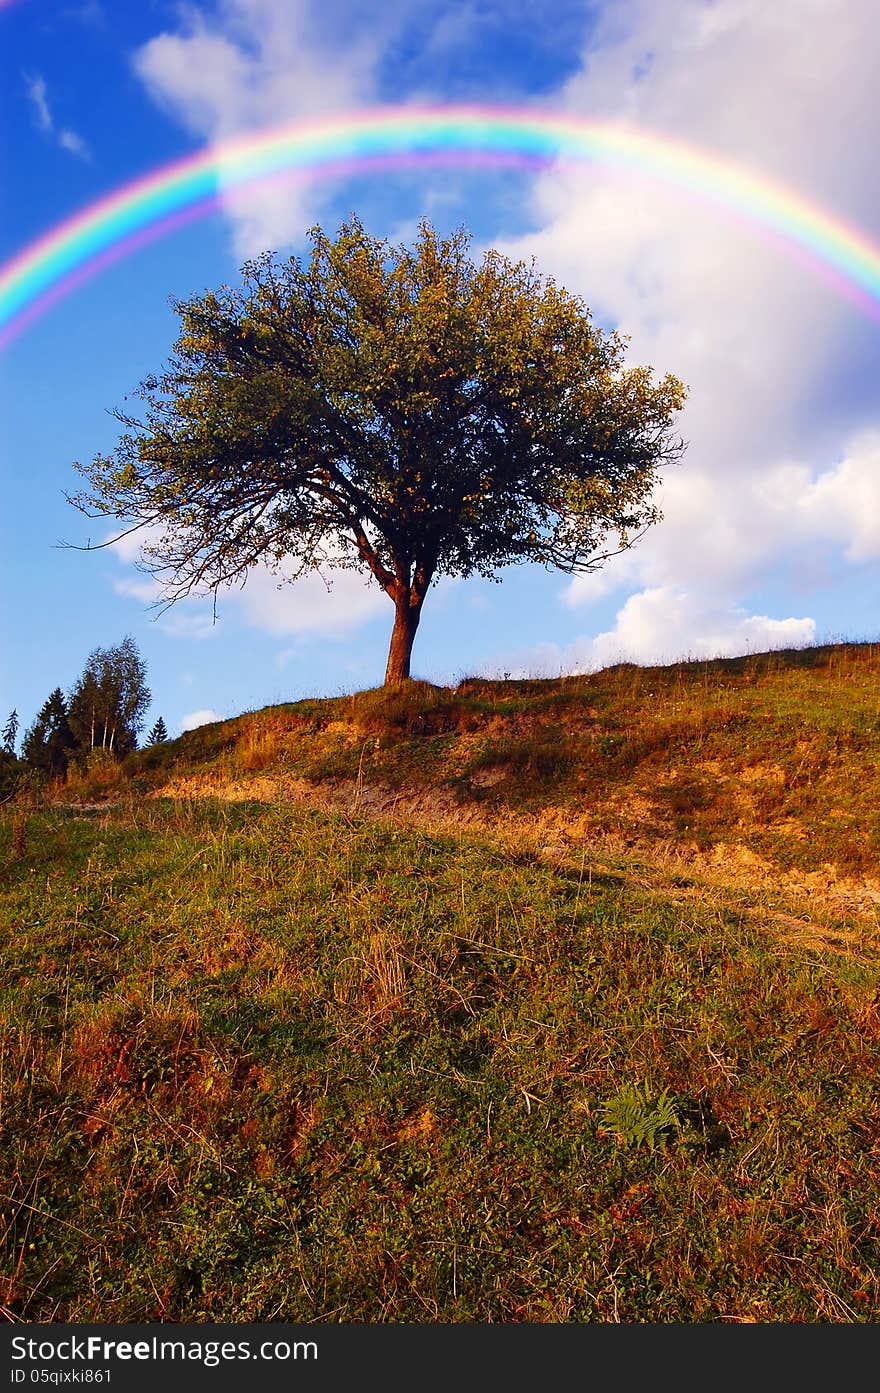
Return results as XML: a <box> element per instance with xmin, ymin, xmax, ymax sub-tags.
<box><xmin>3</xmin><ymin>642</ymin><xmax>880</xmax><ymax>1321</ymax></box>
<box><xmin>69</xmin><ymin>641</ymin><xmax>880</xmax><ymax>909</ymax></box>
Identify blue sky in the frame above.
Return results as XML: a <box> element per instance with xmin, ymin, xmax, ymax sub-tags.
<box><xmin>2</xmin><ymin>0</ymin><xmax>879</xmax><ymax>740</ymax></box>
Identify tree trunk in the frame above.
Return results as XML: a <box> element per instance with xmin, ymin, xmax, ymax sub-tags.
<box><xmin>384</xmin><ymin>594</ymin><xmax>422</xmax><ymax>685</ymax></box>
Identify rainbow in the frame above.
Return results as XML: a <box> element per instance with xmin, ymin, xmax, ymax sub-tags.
<box><xmin>3</xmin><ymin>103</ymin><xmax>880</xmax><ymax>348</ymax></box>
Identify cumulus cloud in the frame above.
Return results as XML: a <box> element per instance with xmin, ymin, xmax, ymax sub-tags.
<box><xmin>133</xmin><ymin>0</ymin><xmax>380</xmax><ymax>256</ymax></box>
<box><xmin>574</xmin><ymin>0</ymin><xmax>880</xmax><ymax>217</ymax></box>
<box><xmin>179</xmin><ymin>708</ymin><xmax>222</xmax><ymax>732</ymax></box>
<box><xmin>580</xmin><ymin>589</ymin><xmax>816</xmax><ymax>668</ymax></box>
<box><xmin>24</xmin><ymin>71</ymin><xmax>91</xmax><ymax>160</ymax></box>
<box><xmin>488</xmin><ymin>589</ymin><xmax>816</xmax><ymax>678</ymax></box>
<box><xmin>500</xmin><ymin>0</ymin><xmax>880</xmax><ymax>435</ymax></box>
<box><xmin>563</xmin><ymin>426</ymin><xmax>880</xmax><ymax>617</ymax></box>
<box><xmin>794</xmin><ymin>430</ymin><xmax>880</xmax><ymax>564</ymax></box>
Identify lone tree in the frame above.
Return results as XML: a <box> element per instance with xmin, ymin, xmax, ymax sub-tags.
<box><xmin>71</xmin><ymin>219</ymin><xmax>686</xmax><ymax>684</ymax></box>
<box><xmin>67</xmin><ymin>635</ymin><xmax>151</xmax><ymax>758</ymax></box>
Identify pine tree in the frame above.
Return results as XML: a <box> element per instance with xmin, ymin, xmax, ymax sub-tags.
<box><xmin>147</xmin><ymin>716</ymin><xmax>168</xmax><ymax>744</ymax></box>
<box><xmin>2</xmin><ymin>709</ymin><xmax>19</xmax><ymax>756</ymax></box>
<box><xmin>21</xmin><ymin>689</ymin><xmax>77</xmax><ymax>778</ymax></box>
<box><xmin>0</xmin><ymin>709</ymin><xmax>21</xmax><ymax>799</ymax></box>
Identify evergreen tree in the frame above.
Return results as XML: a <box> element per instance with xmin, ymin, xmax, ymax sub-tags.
<box><xmin>147</xmin><ymin>716</ymin><xmax>168</xmax><ymax>744</ymax></box>
<box><xmin>2</xmin><ymin>709</ymin><xmax>19</xmax><ymax>756</ymax></box>
<box><xmin>21</xmin><ymin>689</ymin><xmax>76</xmax><ymax>778</ymax></box>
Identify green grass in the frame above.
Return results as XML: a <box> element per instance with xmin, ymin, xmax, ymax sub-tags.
<box><xmin>2</xmin><ymin>796</ymin><xmax>880</xmax><ymax>1322</ymax></box>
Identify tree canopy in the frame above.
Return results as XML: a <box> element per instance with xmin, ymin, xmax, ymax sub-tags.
<box><xmin>67</xmin><ymin>635</ymin><xmax>151</xmax><ymax>758</ymax></box>
<box><xmin>71</xmin><ymin>218</ymin><xmax>686</xmax><ymax>683</ymax></box>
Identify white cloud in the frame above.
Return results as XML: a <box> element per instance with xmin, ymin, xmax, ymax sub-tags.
<box><xmin>562</xmin><ymin>426</ymin><xmax>880</xmax><ymax>614</ymax></box>
<box><xmin>107</xmin><ymin>526</ymin><xmax>154</xmax><ymax>565</ymax></box>
<box><xmin>111</xmin><ymin>576</ymin><xmax>219</xmax><ymax>639</ymax></box>
<box><xmin>58</xmin><ymin>128</ymin><xmax>91</xmax><ymax>159</ymax></box>
<box><xmin>112</xmin><ymin>574</ymin><xmax>162</xmax><ymax>604</ymax></box>
<box><xmin>581</xmin><ymin>588</ymin><xmax>816</xmax><ymax>668</ymax></box>
<box><xmin>564</xmin><ymin>0</ymin><xmax>880</xmax><ymax>220</ymax></box>
<box><xmin>109</xmin><ymin>529</ymin><xmax>220</xmax><ymax>637</ymax></box>
<box><xmin>231</xmin><ymin>560</ymin><xmax>388</xmax><ymax>637</ymax></box>
<box><xmin>24</xmin><ymin>71</ymin><xmax>91</xmax><ymax>160</ymax></box>
<box><xmin>794</xmin><ymin>431</ymin><xmax>880</xmax><ymax>563</ymax></box>
<box><xmin>25</xmin><ymin>73</ymin><xmax>52</xmax><ymax>132</ymax></box>
<box><xmin>108</xmin><ymin>528</ymin><xmax>387</xmax><ymax>640</ymax></box>
<box><xmin>179</xmin><ymin>708</ymin><xmax>222</xmax><ymax>732</ymax></box>
<box><xmin>133</xmin><ymin>0</ymin><xmax>380</xmax><ymax>256</ymax></box>
<box><xmin>490</xmin><ymin>588</ymin><xmax>816</xmax><ymax>676</ymax></box>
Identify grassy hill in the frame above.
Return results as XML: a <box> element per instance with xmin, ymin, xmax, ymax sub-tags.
<box><xmin>1</xmin><ymin>642</ymin><xmax>879</xmax><ymax>1321</ymax></box>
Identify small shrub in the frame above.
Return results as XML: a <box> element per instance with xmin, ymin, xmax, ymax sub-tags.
<box><xmin>0</xmin><ymin>749</ymin><xmax>23</xmax><ymax>801</ymax></box>
<box><xmin>66</xmin><ymin>748</ymin><xmax>125</xmax><ymax>802</ymax></box>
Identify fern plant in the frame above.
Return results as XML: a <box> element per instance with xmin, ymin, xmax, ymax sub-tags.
<box><xmin>598</xmin><ymin>1082</ymin><xmax>679</xmax><ymax>1151</ymax></box>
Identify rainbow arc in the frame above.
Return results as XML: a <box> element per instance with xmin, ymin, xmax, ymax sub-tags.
<box><xmin>3</xmin><ymin>104</ymin><xmax>880</xmax><ymax>348</ymax></box>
